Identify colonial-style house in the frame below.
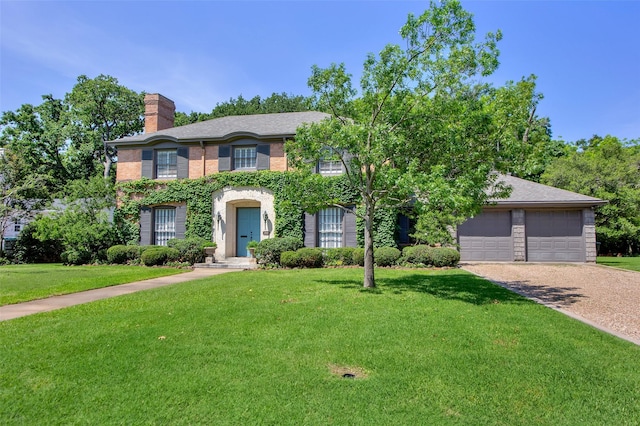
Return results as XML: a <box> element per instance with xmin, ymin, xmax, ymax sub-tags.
<box><xmin>109</xmin><ymin>94</ymin><xmax>356</xmax><ymax>260</ymax></box>
<box><xmin>108</xmin><ymin>94</ymin><xmax>604</xmax><ymax>263</ymax></box>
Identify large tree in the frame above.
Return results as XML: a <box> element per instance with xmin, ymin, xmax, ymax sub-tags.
<box><xmin>0</xmin><ymin>95</ymin><xmax>70</xmax><ymax>191</ymax></box>
<box><xmin>0</xmin><ymin>148</ymin><xmax>51</xmax><ymax>253</ymax></box>
<box><xmin>541</xmin><ymin>135</ymin><xmax>640</xmax><ymax>255</ymax></box>
<box><xmin>65</xmin><ymin>74</ymin><xmax>144</xmax><ymax>179</ymax></box>
<box><xmin>1</xmin><ymin>75</ymin><xmax>144</xmax><ymax>184</ymax></box>
<box><xmin>286</xmin><ymin>0</ymin><xmax>533</xmax><ymax>288</ymax></box>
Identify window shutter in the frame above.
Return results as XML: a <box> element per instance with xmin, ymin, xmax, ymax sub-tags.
<box><xmin>140</xmin><ymin>207</ymin><xmax>153</xmax><ymax>245</ymax></box>
<box><xmin>344</xmin><ymin>206</ymin><xmax>357</xmax><ymax>247</ymax></box>
<box><xmin>175</xmin><ymin>204</ymin><xmax>186</xmax><ymax>239</ymax></box>
<box><xmin>177</xmin><ymin>147</ymin><xmax>189</xmax><ymax>178</ymax></box>
<box><xmin>256</xmin><ymin>144</ymin><xmax>270</xmax><ymax>170</ymax></box>
<box><xmin>141</xmin><ymin>150</ymin><xmax>153</xmax><ymax>178</ymax></box>
<box><xmin>304</xmin><ymin>212</ymin><xmax>317</xmax><ymax>247</ymax></box>
<box><xmin>218</xmin><ymin>145</ymin><xmax>231</xmax><ymax>171</ymax></box>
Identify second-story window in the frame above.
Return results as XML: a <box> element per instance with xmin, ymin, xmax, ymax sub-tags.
<box><xmin>318</xmin><ymin>148</ymin><xmax>343</xmax><ymax>175</ymax></box>
<box><xmin>156</xmin><ymin>149</ymin><xmax>177</xmax><ymax>178</ymax></box>
<box><xmin>318</xmin><ymin>158</ymin><xmax>342</xmax><ymax>175</ymax></box>
<box><xmin>234</xmin><ymin>146</ymin><xmax>256</xmax><ymax>169</ymax></box>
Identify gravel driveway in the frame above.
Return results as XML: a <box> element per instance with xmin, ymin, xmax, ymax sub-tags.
<box><xmin>460</xmin><ymin>263</ymin><xmax>640</xmax><ymax>345</ymax></box>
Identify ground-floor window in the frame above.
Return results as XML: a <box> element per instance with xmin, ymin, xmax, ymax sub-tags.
<box><xmin>154</xmin><ymin>207</ymin><xmax>176</xmax><ymax>246</ymax></box>
<box><xmin>318</xmin><ymin>207</ymin><xmax>343</xmax><ymax>248</ymax></box>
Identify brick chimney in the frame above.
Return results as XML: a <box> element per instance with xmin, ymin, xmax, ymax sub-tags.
<box><xmin>144</xmin><ymin>93</ymin><xmax>175</xmax><ymax>133</ymax></box>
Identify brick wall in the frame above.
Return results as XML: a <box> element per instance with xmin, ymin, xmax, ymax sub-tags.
<box><xmin>205</xmin><ymin>145</ymin><xmax>218</xmax><ymax>175</ymax></box>
<box><xmin>188</xmin><ymin>146</ymin><xmax>204</xmax><ymax>179</ymax></box>
<box><xmin>269</xmin><ymin>142</ymin><xmax>287</xmax><ymax>172</ymax></box>
<box><xmin>116</xmin><ymin>149</ymin><xmax>141</xmax><ymax>181</ymax></box>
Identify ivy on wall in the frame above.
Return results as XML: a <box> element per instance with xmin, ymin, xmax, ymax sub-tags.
<box><xmin>115</xmin><ymin>171</ymin><xmax>392</xmax><ymax>245</ymax></box>
<box><xmin>355</xmin><ymin>206</ymin><xmax>399</xmax><ymax>248</ymax></box>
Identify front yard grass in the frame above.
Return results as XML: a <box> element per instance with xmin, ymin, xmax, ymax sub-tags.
<box><xmin>0</xmin><ymin>264</ymin><xmax>186</xmax><ymax>305</ymax></box>
<box><xmin>1</xmin><ymin>268</ymin><xmax>638</xmax><ymax>424</ymax></box>
<box><xmin>597</xmin><ymin>256</ymin><xmax>640</xmax><ymax>272</ymax></box>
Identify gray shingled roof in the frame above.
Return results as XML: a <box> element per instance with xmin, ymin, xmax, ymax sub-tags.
<box><xmin>489</xmin><ymin>174</ymin><xmax>606</xmax><ymax>207</ymax></box>
<box><xmin>108</xmin><ymin>111</ymin><xmax>330</xmax><ymax>146</ymax></box>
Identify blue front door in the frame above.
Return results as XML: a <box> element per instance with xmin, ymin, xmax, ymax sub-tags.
<box><xmin>236</xmin><ymin>207</ymin><xmax>260</xmax><ymax>257</ymax></box>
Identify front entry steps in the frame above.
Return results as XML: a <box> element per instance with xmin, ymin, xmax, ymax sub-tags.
<box><xmin>194</xmin><ymin>257</ymin><xmax>258</xmax><ymax>270</ymax></box>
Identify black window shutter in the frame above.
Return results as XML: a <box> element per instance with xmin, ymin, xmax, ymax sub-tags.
<box><xmin>175</xmin><ymin>204</ymin><xmax>186</xmax><ymax>239</ymax></box>
<box><xmin>218</xmin><ymin>145</ymin><xmax>231</xmax><ymax>171</ymax></box>
<box><xmin>139</xmin><ymin>207</ymin><xmax>153</xmax><ymax>245</ymax></box>
<box><xmin>256</xmin><ymin>144</ymin><xmax>270</xmax><ymax>170</ymax></box>
<box><xmin>344</xmin><ymin>206</ymin><xmax>357</xmax><ymax>247</ymax></box>
<box><xmin>141</xmin><ymin>150</ymin><xmax>153</xmax><ymax>178</ymax></box>
<box><xmin>304</xmin><ymin>212</ymin><xmax>317</xmax><ymax>247</ymax></box>
<box><xmin>177</xmin><ymin>147</ymin><xmax>189</xmax><ymax>178</ymax></box>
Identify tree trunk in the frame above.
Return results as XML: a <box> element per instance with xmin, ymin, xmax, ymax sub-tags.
<box><xmin>363</xmin><ymin>201</ymin><xmax>376</xmax><ymax>288</ymax></box>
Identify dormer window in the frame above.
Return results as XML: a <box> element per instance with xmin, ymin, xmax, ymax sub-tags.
<box><xmin>156</xmin><ymin>149</ymin><xmax>177</xmax><ymax>178</ymax></box>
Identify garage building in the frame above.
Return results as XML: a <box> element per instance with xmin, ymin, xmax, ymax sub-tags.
<box><xmin>457</xmin><ymin>175</ymin><xmax>606</xmax><ymax>262</ymax></box>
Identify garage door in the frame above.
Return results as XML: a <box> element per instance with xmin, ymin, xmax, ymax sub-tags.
<box><xmin>526</xmin><ymin>211</ymin><xmax>584</xmax><ymax>262</ymax></box>
<box><xmin>458</xmin><ymin>211</ymin><xmax>513</xmax><ymax>261</ymax></box>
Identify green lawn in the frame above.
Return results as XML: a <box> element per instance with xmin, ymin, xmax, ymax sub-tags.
<box><xmin>0</xmin><ymin>264</ymin><xmax>186</xmax><ymax>305</ymax></box>
<box><xmin>597</xmin><ymin>256</ymin><xmax>640</xmax><ymax>272</ymax></box>
<box><xmin>1</xmin><ymin>268</ymin><xmax>638</xmax><ymax>424</ymax></box>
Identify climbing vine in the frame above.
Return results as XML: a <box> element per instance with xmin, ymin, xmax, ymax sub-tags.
<box><xmin>116</xmin><ymin>171</ymin><xmax>384</xmax><ymax>244</ymax></box>
<box><xmin>355</xmin><ymin>206</ymin><xmax>399</xmax><ymax>248</ymax></box>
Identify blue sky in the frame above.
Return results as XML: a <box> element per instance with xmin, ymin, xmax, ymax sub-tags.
<box><xmin>1</xmin><ymin>0</ymin><xmax>638</xmax><ymax>143</ymax></box>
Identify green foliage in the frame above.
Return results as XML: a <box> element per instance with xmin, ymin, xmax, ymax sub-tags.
<box><xmin>356</xmin><ymin>206</ymin><xmax>397</xmax><ymax>248</ymax></box>
<box><xmin>541</xmin><ymin>135</ymin><xmax>640</xmax><ymax>255</ymax></box>
<box><xmin>116</xmin><ymin>171</ymin><xmax>357</xmax><ymax>244</ymax></box>
<box><xmin>65</xmin><ymin>74</ymin><xmax>144</xmax><ymax>179</ymax></box>
<box><xmin>295</xmin><ymin>248</ymin><xmax>324</xmax><ymax>268</ymax></box>
<box><xmin>61</xmin><ymin>249</ymin><xmax>92</xmax><ymax>266</ymax></box>
<box><xmin>352</xmin><ymin>248</ymin><xmax>365</xmax><ymax>266</ymax></box>
<box><xmin>0</xmin><ymin>147</ymin><xmax>52</xmax><ymax>251</ymax></box>
<box><xmin>401</xmin><ymin>245</ymin><xmax>460</xmax><ymax>267</ymax></box>
<box><xmin>323</xmin><ymin>247</ymin><xmax>355</xmax><ymax>266</ymax></box>
<box><xmin>167</xmin><ymin>237</ymin><xmax>210</xmax><ymax>264</ymax></box>
<box><xmin>254</xmin><ymin>236</ymin><xmax>304</xmax><ymax>266</ymax></box>
<box><xmin>1</xmin><ymin>74</ymin><xmax>144</xmax><ymax>185</ymax></box>
<box><xmin>279</xmin><ymin>250</ymin><xmax>300</xmax><ymax>268</ymax></box>
<box><xmin>12</xmin><ymin>222</ymin><xmax>63</xmax><ymax>263</ymax></box>
<box><xmin>286</xmin><ymin>0</ymin><xmax>524</xmax><ymax>287</ymax></box>
<box><xmin>374</xmin><ymin>247</ymin><xmax>401</xmax><ymax>267</ymax></box>
<box><xmin>106</xmin><ymin>245</ymin><xmax>141</xmax><ymax>264</ymax></box>
<box><xmin>27</xmin><ymin>177</ymin><xmax>121</xmax><ymax>265</ymax></box>
<box><xmin>402</xmin><ymin>245</ymin><xmax>434</xmax><ymax>265</ymax></box>
<box><xmin>0</xmin><ymin>96</ymin><xmax>68</xmax><ymax>192</ymax></box>
<box><xmin>140</xmin><ymin>246</ymin><xmax>180</xmax><ymax>267</ymax></box>
<box><xmin>429</xmin><ymin>247</ymin><xmax>460</xmax><ymax>267</ymax></box>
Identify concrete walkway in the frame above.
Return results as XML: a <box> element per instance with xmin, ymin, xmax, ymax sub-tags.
<box><xmin>0</xmin><ymin>268</ymin><xmax>242</xmax><ymax>321</ymax></box>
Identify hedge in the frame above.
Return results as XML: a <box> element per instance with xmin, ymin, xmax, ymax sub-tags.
<box><xmin>141</xmin><ymin>246</ymin><xmax>180</xmax><ymax>266</ymax></box>
<box><xmin>374</xmin><ymin>247</ymin><xmax>401</xmax><ymax>267</ymax></box>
